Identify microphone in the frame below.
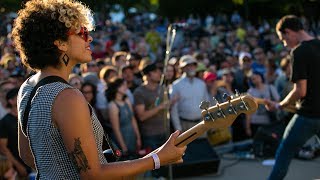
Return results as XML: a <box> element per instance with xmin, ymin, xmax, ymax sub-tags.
<box><xmin>171</xmin><ymin>23</ymin><xmax>188</xmax><ymax>28</ymax></box>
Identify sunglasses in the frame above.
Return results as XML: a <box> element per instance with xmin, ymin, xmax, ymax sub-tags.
<box><xmin>67</xmin><ymin>27</ymin><xmax>89</xmax><ymax>42</ymax></box>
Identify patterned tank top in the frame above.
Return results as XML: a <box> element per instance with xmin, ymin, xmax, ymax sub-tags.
<box><xmin>17</xmin><ymin>79</ymin><xmax>107</xmax><ymax>179</ymax></box>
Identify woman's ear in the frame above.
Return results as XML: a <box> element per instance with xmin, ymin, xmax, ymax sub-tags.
<box><xmin>54</xmin><ymin>40</ymin><xmax>68</xmax><ymax>52</ymax></box>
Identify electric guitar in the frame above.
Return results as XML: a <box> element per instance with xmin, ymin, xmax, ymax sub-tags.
<box><xmin>175</xmin><ymin>94</ymin><xmax>258</xmax><ymax>147</ymax></box>
<box><xmin>253</xmin><ymin>97</ymin><xmax>297</xmax><ymax>113</ymax></box>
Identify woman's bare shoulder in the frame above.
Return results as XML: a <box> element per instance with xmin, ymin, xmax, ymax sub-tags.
<box><xmin>52</xmin><ymin>88</ymin><xmax>91</xmax><ymax>125</ymax></box>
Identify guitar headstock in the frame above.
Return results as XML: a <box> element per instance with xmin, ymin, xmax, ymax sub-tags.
<box><xmin>200</xmin><ymin>94</ymin><xmax>258</xmax><ymax>130</ymax></box>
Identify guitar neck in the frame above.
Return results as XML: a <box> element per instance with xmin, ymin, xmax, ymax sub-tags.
<box><xmin>175</xmin><ymin>122</ymin><xmax>207</xmax><ymax>147</ymax></box>
<box><xmin>174</xmin><ymin>95</ymin><xmax>259</xmax><ymax>147</ymax></box>
<box><xmin>254</xmin><ymin>97</ymin><xmax>297</xmax><ymax>113</ymax></box>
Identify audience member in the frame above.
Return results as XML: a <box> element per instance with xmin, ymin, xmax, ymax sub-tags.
<box><xmin>0</xmin><ymin>88</ymin><xmax>30</xmax><ymax>178</ymax></box>
<box><xmin>106</xmin><ymin>77</ymin><xmax>141</xmax><ymax>159</ymax></box>
<box><xmin>170</xmin><ymin>55</ymin><xmax>209</xmax><ymax>133</ymax></box>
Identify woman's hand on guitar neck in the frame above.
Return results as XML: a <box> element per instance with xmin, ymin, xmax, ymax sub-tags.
<box><xmin>145</xmin><ymin>130</ymin><xmax>186</xmax><ymax>167</ymax></box>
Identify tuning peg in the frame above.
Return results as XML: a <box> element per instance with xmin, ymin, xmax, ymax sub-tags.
<box><xmin>212</xmin><ymin>97</ymin><xmax>226</xmax><ymax>118</ymax></box>
<box><xmin>199</xmin><ymin>101</ymin><xmax>210</xmax><ymax>110</ymax></box>
<box><xmin>212</xmin><ymin>97</ymin><xmax>218</xmax><ymax>105</ymax></box>
<box><xmin>223</xmin><ymin>93</ymin><xmax>232</xmax><ymax>102</ymax></box>
<box><xmin>235</xmin><ymin>89</ymin><xmax>240</xmax><ymax>97</ymax></box>
<box><xmin>199</xmin><ymin>101</ymin><xmax>214</xmax><ymax>121</ymax></box>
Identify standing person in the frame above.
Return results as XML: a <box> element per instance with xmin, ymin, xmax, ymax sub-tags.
<box><xmin>246</xmin><ymin>71</ymin><xmax>280</xmax><ymax>137</ymax></box>
<box><xmin>106</xmin><ymin>77</ymin><xmax>141</xmax><ymax>159</ymax></box>
<box><xmin>170</xmin><ymin>55</ymin><xmax>209</xmax><ymax>132</ymax></box>
<box><xmin>12</xmin><ymin>0</ymin><xmax>186</xmax><ymax>179</ymax></box>
<box><xmin>164</xmin><ymin>64</ymin><xmax>177</xmax><ymax>88</ymax></box>
<box><xmin>233</xmin><ymin>52</ymin><xmax>252</xmax><ymax>93</ymax></box>
<box><xmin>265</xmin><ymin>15</ymin><xmax>320</xmax><ymax>180</ymax></box>
<box><xmin>0</xmin><ymin>81</ymin><xmax>15</xmax><ymax>120</ymax></box>
<box><xmin>133</xmin><ymin>63</ymin><xmax>169</xmax><ymax>150</ymax></box>
<box><xmin>0</xmin><ymin>88</ymin><xmax>30</xmax><ymax>178</ymax></box>
<box><xmin>80</xmin><ymin>82</ymin><xmax>105</xmax><ymax>129</ymax></box>
<box><xmin>133</xmin><ymin>62</ymin><xmax>171</xmax><ymax>178</ymax></box>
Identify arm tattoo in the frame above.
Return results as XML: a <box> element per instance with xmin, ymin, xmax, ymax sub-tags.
<box><xmin>68</xmin><ymin>137</ymin><xmax>91</xmax><ymax>173</ymax></box>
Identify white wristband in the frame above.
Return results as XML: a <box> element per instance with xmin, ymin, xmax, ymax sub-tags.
<box><xmin>151</xmin><ymin>153</ymin><xmax>160</xmax><ymax>170</ymax></box>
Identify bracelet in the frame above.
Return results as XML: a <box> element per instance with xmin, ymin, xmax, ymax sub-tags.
<box><xmin>275</xmin><ymin>103</ymin><xmax>280</xmax><ymax>110</ymax></box>
<box><xmin>151</xmin><ymin>153</ymin><xmax>160</xmax><ymax>170</ymax></box>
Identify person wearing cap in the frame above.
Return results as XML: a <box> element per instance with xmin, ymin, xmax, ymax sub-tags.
<box><xmin>203</xmin><ymin>71</ymin><xmax>218</xmax><ymax>104</ymax></box>
<box><xmin>195</xmin><ymin>62</ymin><xmax>207</xmax><ymax>80</ymax></box>
<box><xmin>170</xmin><ymin>55</ymin><xmax>209</xmax><ymax>133</ymax></box>
<box><xmin>0</xmin><ymin>88</ymin><xmax>30</xmax><ymax>178</ymax></box>
<box><xmin>233</xmin><ymin>51</ymin><xmax>253</xmax><ymax>93</ymax></box>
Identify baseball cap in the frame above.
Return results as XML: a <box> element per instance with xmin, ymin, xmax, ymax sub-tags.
<box><xmin>203</xmin><ymin>72</ymin><xmax>217</xmax><ymax>82</ymax></box>
<box><xmin>179</xmin><ymin>55</ymin><xmax>197</xmax><ymax>68</ymax></box>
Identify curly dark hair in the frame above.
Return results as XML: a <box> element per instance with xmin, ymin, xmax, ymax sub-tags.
<box><xmin>105</xmin><ymin>77</ymin><xmax>126</xmax><ymax>102</ymax></box>
<box><xmin>11</xmin><ymin>0</ymin><xmax>94</xmax><ymax>70</ymax></box>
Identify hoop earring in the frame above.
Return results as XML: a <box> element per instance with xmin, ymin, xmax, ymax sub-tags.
<box><xmin>62</xmin><ymin>54</ymin><xmax>69</xmax><ymax>66</ymax></box>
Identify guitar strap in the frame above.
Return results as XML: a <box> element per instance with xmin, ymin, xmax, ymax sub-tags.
<box><xmin>22</xmin><ymin>76</ymin><xmax>68</xmax><ymax>135</ymax></box>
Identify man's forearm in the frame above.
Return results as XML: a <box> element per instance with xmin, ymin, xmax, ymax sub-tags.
<box><xmin>137</xmin><ymin>106</ymin><xmax>161</xmax><ymax>122</ymax></box>
<box><xmin>280</xmin><ymin>86</ymin><xmax>301</xmax><ymax>108</ymax></box>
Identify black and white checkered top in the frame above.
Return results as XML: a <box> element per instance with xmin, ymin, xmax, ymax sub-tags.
<box><xmin>17</xmin><ymin>79</ymin><xmax>107</xmax><ymax>179</ymax></box>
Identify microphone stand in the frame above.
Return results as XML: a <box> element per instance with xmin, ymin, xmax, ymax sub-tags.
<box><xmin>158</xmin><ymin>23</ymin><xmax>177</xmax><ymax>180</ymax></box>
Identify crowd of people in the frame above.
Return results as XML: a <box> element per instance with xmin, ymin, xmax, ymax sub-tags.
<box><xmin>0</xmin><ymin>1</ymin><xmax>320</xmax><ymax>179</ymax></box>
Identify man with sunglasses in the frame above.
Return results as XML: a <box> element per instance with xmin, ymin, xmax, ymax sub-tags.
<box><xmin>266</xmin><ymin>15</ymin><xmax>320</xmax><ymax>180</ymax></box>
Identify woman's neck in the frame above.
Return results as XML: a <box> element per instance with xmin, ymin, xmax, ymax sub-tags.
<box><xmin>39</xmin><ymin>63</ymin><xmax>74</xmax><ymax>81</ymax></box>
